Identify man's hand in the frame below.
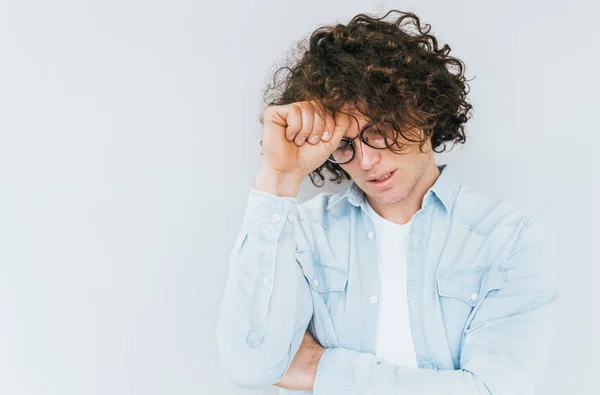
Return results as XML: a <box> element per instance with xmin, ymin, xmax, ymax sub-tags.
<box><xmin>254</xmin><ymin>101</ymin><xmax>351</xmax><ymax>198</ymax></box>
<box><xmin>274</xmin><ymin>331</ymin><xmax>326</xmax><ymax>391</ymax></box>
<box><xmin>259</xmin><ymin>101</ymin><xmax>350</xmax><ymax>180</ymax></box>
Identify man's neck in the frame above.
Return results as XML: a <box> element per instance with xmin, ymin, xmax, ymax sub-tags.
<box><xmin>367</xmin><ymin>160</ymin><xmax>441</xmax><ymax>225</ymax></box>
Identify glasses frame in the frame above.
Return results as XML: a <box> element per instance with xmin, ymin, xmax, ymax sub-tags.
<box><xmin>327</xmin><ymin>121</ymin><xmax>399</xmax><ymax>165</ymax></box>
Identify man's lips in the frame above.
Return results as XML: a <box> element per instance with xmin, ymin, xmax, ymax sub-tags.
<box><xmin>366</xmin><ymin>169</ymin><xmax>397</xmax><ymax>186</ymax></box>
<box><xmin>367</xmin><ymin>169</ymin><xmax>397</xmax><ymax>182</ymax></box>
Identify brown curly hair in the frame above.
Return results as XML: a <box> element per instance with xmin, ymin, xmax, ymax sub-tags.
<box><xmin>260</xmin><ymin>9</ymin><xmax>473</xmax><ymax>187</ymax></box>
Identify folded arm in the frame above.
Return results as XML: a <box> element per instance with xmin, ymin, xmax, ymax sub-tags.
<box><xmin>216</xmin><ymin>188</ymin><xmax>314</xmax><ymax>388</ymax></box>
<box><xmin>291</xmin><ymin>213</ymin><xmax>559</xmax><ymax>395</ymax></box>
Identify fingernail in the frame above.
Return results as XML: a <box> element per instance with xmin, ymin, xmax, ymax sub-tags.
<box><xmin>298</xmin><ymin>138</ymin><xmax>305</xmax><ymax>145</ymax></box>
<box><xmin>310</xmin><ymin>135</ymin><xmax>319</xmax><ymax>143</ymax></box>
<box><xmin>322</xmin><ymin>131</ymin><xmax>330</xmax><ymax>140</ymax></box>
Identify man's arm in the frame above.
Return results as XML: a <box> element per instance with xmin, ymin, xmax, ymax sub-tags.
<box><xmin>286</xmin><ymin>213</ymin><xmax>559</xmax><ymax>395</ymax></box>
<box><xmin>216</xmin><ymin>172</ymin><xmax>314</xmax><ymax>389</ymax></box>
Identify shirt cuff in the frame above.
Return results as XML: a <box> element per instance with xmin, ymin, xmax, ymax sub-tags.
<box><xmin>313</xmin><ymin>347</ymin><xmax>379</xmax><ymax>395</ymax></box>
<box><xmin>240</xmin><ymin>188</ymin><xmax>299</xmax><ymax>240</ymax></box>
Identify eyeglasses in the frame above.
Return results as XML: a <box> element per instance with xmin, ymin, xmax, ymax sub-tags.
<box><xmin>327</xmin><ymin>121</ymin><xmax>400</xmax><ymax>164</ymax></box>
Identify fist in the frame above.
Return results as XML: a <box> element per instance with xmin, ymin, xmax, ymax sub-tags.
<box><xmin>260</xmin><ymin>100</ymin><xmax>351</xmax><ymax>178</ymax></box>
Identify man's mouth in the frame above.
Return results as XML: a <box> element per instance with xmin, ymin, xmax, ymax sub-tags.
<box><xmin>368</xmin><ymin>170</ymin><xmax>396</xmax><ymax>182</ymax></box>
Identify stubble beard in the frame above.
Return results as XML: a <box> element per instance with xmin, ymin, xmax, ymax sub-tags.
<box><xmin>369</xmin><ymin>160</ymin><xmax>429</xmax><ymax>206</ymax></box>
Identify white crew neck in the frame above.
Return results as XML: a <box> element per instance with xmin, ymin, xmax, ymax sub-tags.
<box><xmin>364</xmin><ymin>199</ymin><xmax>413</xmax><ymax>231</ymax></box>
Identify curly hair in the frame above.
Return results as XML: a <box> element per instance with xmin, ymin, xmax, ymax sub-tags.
<box><xmin>260</xmin><ymin>9</ymin><xmax>473</xmax><ymax>187</ymax></box>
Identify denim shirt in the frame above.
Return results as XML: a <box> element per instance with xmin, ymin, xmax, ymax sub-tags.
<box><xmin>216</xmin><ymin>164</ymin><xmax>559</xmax><ymax>395</ymax></box>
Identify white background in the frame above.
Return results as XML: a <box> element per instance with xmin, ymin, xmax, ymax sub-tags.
<box><xmin>0</xmin><ymin>0</ymin><xmax>597</xmax><ymax>394</ymax></box>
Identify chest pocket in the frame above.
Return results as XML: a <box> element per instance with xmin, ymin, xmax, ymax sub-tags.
<box><xmin>436</xmin><ymin>266</ymin><xmax>505</xmax><ymax>334</ymax></box>
<box><xmin>295</xmin><ymin>250</ymin><xmax>348</xmax><ymax>347</ymax></box>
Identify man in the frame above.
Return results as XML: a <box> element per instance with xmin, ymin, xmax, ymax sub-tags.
<box><xmin>216</xmin><ymin>9</ymin><xmax>558</xmax><ymax>395</ymax></box>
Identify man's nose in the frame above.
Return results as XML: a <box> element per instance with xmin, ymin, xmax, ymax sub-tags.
<box><xmin>355</xmin><ymin>140</ymin><xmax>380</xmax><ymax>169</ymax></box>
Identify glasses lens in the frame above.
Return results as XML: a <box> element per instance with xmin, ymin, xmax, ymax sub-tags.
<box><xmin>329</xmin><ymin>139</ymin><xmax>354</xmax><ymax>164</ymax></box>
<box><xmin>362</xmin><ymin>123</ymin><xmax>398</xmax><ymax>149</ymax></box>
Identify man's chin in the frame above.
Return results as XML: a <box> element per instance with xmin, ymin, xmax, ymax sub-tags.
<box><xmin>365</xmin><ymin>185</ymin><xmax>407</xmax><ymax>205</ymax></box>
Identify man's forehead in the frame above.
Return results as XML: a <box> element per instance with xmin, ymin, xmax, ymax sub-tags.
<box><xmin>340</xmin><ymin>105</ymin><xmax>371</xmax><ymax>128</ymax></box>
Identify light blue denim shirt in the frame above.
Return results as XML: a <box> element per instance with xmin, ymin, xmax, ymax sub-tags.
<box><xmin>216</xmin><ymin>164</ymin><xmax>559</xmax><ymax>395</ymax></box>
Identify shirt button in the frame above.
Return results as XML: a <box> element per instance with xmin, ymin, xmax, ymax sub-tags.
<box><xmin>271</xmin><ymin>213</ymin><xmax>281</xmax><ymax>223</ymax></box>
<box><xmin>367</xmin><ymin>232</ymin><xmax>374</xmax><ymax>239</ymax></box>
<box><xmin>470</xmin><ymin>292</ymin><xmax>478</xmax><ymax>301</ymax></box>
<box><xmin>288</xmin><ymin>212</ymin><xmax>296</xmax><ymax>221</ymax></box>
<box><xmin>262</xmin><ymin>276</ymin><xmax>271</xmax><ymax>285</ymax></box>
<box><xmin>370</xmin><ymin>296</ymin><xmax>378</xmax><ymax>303</ymax></box>
<box><xmin>313</xmin><ymin>279</ymin><xmax>319</xmax><ymax>287</ymax></box>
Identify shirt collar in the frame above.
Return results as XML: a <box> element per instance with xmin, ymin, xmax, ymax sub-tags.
<box><xmin>326</xmin><ymin>164</ymin><xmax>460</xmax><ymax>212</ymax></box>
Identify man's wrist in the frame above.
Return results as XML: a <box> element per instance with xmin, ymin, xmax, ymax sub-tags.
<box><xmin>253</xmin><ymin>167</ymin><xmax>304</xmax><ymax>198</ymax></box>
<box><xmin>306</xmin><ymin>346</ymin><xmax>326</xmax><ymax>390</ymax></box>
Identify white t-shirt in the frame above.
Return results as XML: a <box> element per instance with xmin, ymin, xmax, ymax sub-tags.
<box><xmin>364</xmin><ymin>200</ymin><xmax>418</xmax><ymax>368</ymax></box>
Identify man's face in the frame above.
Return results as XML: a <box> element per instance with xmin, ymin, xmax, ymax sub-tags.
<box><xmin>338</xmin><ymin>110</ymin><xmax>436</xmax><ymax>207</ymax></box>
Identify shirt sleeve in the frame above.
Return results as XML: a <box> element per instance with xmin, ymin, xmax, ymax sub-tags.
<box><xmin>216</xmin><ymin>188</ymin><xmax>314</xmax><ymax>389</ymax></box>
<box><xmin>313</xmin><ymin>213</ymin><xmax>559</xmax><ymax>395</ymax></box>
